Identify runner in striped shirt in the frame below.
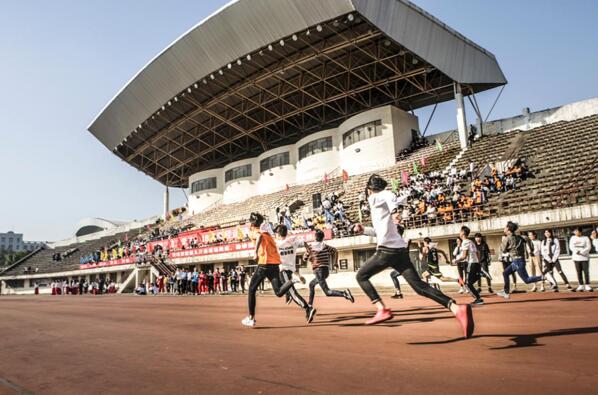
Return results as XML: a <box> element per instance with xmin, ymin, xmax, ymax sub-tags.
<box><xmin>305</xmin><ymin>229</ymin><xmax>354</xmax><ymax>308</ymax></box>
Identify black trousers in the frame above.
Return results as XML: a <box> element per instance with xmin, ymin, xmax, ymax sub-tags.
<box><xmin>463</xmin><ymin>261</ymin><xmax>482</xmax><ymax>300</ymax></box>
<box><xmin>280</xmin><ymin>270</ymin><xmax>308</xmax><ymax>309</ymax></box>
<box><xmin>574</xmin><ymin>260</ymin><xmax>590</xmax><ymax>285</ymax></box>
<box><xmin>308</xmin><ymin>266</ymin><xmax>345</xmax><ymax>306</ymax></box>
<box><xmin>240</xmin><ymin>276</ymin><xmax>246</xmax><ymax>293</ymax></box>
<box><xmin>457</xmin><ymin>262</ymin><xmax>466</xmax><ymax>284</ymax></box>
<box><xmin>477</xmin><ymin>260</ymin><xmax>492</xmax><ymax>288</ymax></box>
<box><xmin>542</xmin><ymin>259</ymin><xmax>558</xmax><ymax>285</ymax></box>
<box><xmin>356</xmin><ymin>248</ymin><xmax>454</xmax><ymax>308</ymax></box>
<box><xmin>390</xmin><ymin>270</ymin><xmax>402</xmax><ymax>292</ymax></box>
<box><xmin>248</xmin><ymin>265</ymin><xmax>294</xmax><ymax>317</ymax></box>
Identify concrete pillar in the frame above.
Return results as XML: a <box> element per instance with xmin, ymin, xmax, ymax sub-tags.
<box><xmin>454</xmin><ymin>83</ymin><xmax>468</xmax><ymax>149</ymax></box>
<box><xmin>24</xmin><ymin>279</ymin><xmax>30</xmax><ymax>288</ymax></box>
<box><xmin>163</xmin><ymin>186</ymin><xmax>170</xmax><ymax>220</ymax></box>
<box><xmin>116</xmin><ymin>271</ymin><xmax>122</xmax><ymax>283</ymax></box>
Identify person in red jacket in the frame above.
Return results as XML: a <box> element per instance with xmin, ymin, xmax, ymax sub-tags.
<box><xmin>198</xmin><ymin>271</ymin><xmax>207</xmax><ymax>294</ymax></box>
<box><xmin>214</xmin><ymin>268</ymin><xmax>222</xmax><ymax>294</ymax></box>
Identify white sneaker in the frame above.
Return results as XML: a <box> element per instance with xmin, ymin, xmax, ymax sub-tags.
<box><xmin>530</xmin><ymin>284</ymin><xmax>537</xmax><ymax>292</ymax></box>
<box><xmin>241</xmin><ymin>316</ymin><xmax>256</xmax><ymax>327</ymax></box>
<box><xmin>584</xmin><ymin>285</ymin><xmax>593</xmax><ymax>292</ymax></box>
<box><xmin>458</xmin><ymin>287</ymin><xmax>464</xmax><ymax>294</ymax></box>
<box><xmin>576</xmin><ymin>285</ymin><xmax>584</xmax><ymax>292</ymax></box>
<box><xmin>539</xmin><ymin>285</ymin><xmax>545</xmax><ymax>292</ymax></box>
<box><xmin>496</xmin><ymin>290</ymin><xmax>510</xmax><ymax>300</ymax></box>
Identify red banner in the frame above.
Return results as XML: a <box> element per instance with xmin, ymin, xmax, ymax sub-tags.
<box><xmin>79</xmin><ymin>228</ymin><xmax>330</xmax><ymax>269</ymax></box>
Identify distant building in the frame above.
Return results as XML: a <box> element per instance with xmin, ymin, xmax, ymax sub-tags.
<box><xmin>0</xmin><ymin>231</ymin><xmax>44</xmax><ymax>252</ymax></box>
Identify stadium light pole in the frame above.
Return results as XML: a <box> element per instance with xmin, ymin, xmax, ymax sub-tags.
<box><xmin>454</xmin><ymin>83</ymin><xmax>468</xmax><ymax>149</ymax></box>
<box><xmin>163</xmin><ymin>186</ymin><xmax>170</xmax><ymax>221</ymax></box>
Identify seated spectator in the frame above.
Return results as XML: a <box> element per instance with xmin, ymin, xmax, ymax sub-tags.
<box><xmin>135</xmin><ymin>283</ymin><xmax>147</xmax><ymax>295</ymax></box>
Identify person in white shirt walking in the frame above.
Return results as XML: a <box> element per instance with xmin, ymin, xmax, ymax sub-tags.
<box><xmin>527</xmin><ymin>231</ymin><xmax>543</xmax><ymax>292</ymax></box>
<box><xmin>569</xmin><ymin>227</ymin><xmax>592</xmax><ymax>292</ymax></box>
<box><xmin>540</xmin><ymin>229</ymin><xmax>567</xmax><ymax>292</ymax></box>
<box><xmin>354</xmin><ymin>174</ymin><xmax>474</xmax><ymax>338</ymax></box>
<box><xmin>452</xmin><ymin>226</ymin><xmax>484</xmax><ymax>305</ymax></box>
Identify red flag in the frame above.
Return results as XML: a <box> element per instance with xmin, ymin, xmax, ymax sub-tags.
<box><xmin>323</xmin><ymin>173</ymin><xmax>329</xmax><ymax>184</ymax></box>
<box><xmin>420</xmin><ymin>156</ymin><xmax>427</xmax><ymax>167</ymax></box>
<box><xmin>401</xmin><ymin>170</ymin><xmax>409</xmax><ymax>186</ymax></box>
<box><xmin>342</xmin><ymin>169</ymin><xmax>349</xmax><ymax>182</ymax></box>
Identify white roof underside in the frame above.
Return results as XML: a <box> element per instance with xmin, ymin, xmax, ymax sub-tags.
<box><xmin>88</xmin><ymin>0</ymin><xmax>506</xmax><ymax>150</ymax></box>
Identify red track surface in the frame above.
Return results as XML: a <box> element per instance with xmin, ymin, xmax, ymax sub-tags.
<box><xmin>1</xmin><ymin>292</ymin><xmax>597</xmax><ymax>395</ymax></box>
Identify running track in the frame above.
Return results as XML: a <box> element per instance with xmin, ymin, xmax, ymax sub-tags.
<box><xmin>1</xmin><ymin>292</ymin><xmax>597</xmax><ymax>394</ymax></box>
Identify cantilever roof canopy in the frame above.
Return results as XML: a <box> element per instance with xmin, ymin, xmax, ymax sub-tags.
<box><xmin>88</xmin><ymin>0</ymin><xmax>506</xmax><ymax>187</ymax></box>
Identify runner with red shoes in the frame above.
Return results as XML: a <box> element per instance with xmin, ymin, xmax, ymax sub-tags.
<box><xmin>354</xmin><ymin>174</ymin><xmax>475</xmax><ymax>338</ymax></box>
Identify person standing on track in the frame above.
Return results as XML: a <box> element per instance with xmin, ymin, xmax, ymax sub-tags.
<box><xmin>474</xmin><ymin>233</ymin><xmax>493</xmax><ymax>294</ymax></box>
<box><xmin>497</xmin><ymin>222</ymin><xmax>544</xmax><ymax>300</ymax></box>
<box><xmin>304</xmin><ymin>229</ymin><xmax>354</xmax><ymax>308</ymax></box>
<box><xmin>539</xmin><ymin>229</ymin><xmax>562</xmax><ymax>292</ymax></box>
<box><xmin>214</xmin><ymin>268</ymin><xmax>222</xmax><ymax>294</ymax></box>
<box><xmin>569</xmin><ymin>227</ymin><xmax>592</xmax><ymax>292</ymax></box>
<box><xmin>238</xmin><ymin>266</ymin><xmax>247</xmax><ymax>293</ymax></box>
<box><xmin>354</xmin><ymin>174</ymin><xmax>474</xmax><ymax>338</ymax></box>
<box><xmin>274</xmin><ymin>225</ymin><xmax>315</xmax><ymax>322</ymax></box>
<box><xmin>527</xmin><ymin>231</ymin><xmax>543</xmax><ymax>292</ymax></box>
<box><xmin>241</xmin><ymin>213</ymin><xmax>315</xmax><ymax>327</ymax></box>
<box><xmin>452</xmin><ymin>226</ymin><xmax>484</xmax><ymax>305</ymax></box>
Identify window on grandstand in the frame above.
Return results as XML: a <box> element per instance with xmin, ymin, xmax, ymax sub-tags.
<box><xmin>260</xmin><ymin>152</ymin><xmax>290</xmax><ymax>173</ymax></box>
<box><xmin>342</xmin><ymin>120</ymin><xmax>382</xmax><ymax>148</ymax></box>
<box><xmin>191</xmin><ymin>177</ymin><xmax>217</xmax><ymax>193</ymax></box>
<box><xmin>298</xmin><ymin>136</ymin><xmax>333</xmax><ymax>160</ymax></box>
<box><xmin>225</xmin><ymin>164</ymin><xmax>252</xmax><ymax>182</ymax></box>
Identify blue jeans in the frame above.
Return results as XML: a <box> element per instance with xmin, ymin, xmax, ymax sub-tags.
<box><xmin>503</xmin><ymin>258</ymin><xmax>542</xmax><ymax>293</ymax></box>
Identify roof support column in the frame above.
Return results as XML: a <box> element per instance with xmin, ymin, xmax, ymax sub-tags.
<box><xmin>163</xmin><ymin>186</ymin><xmax>170</xmax><ymax>221</ymax></box>
<box><xmin>454</xmin><ymin>83</ymin><xmax>468</xmax><ymax>149</ymax></box>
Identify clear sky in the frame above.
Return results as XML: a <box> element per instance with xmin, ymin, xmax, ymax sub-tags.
<box><xmin>1</xmin><ymin>0</ymin><xmax>596</xmax><ymax>242</ymax></box>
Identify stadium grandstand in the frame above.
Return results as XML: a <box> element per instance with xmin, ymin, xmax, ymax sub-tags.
<box><xmin>1</xmin><ymin>0</ymin><xmax>597</xmax><ymax>295</ymax></box>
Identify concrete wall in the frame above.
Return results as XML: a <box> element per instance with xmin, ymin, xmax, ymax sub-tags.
<box><xmin>222</xmin><ymin>158</ymin><xmax>259</xmax><ymax>204</ymax></box>
<box><xmin>188</xmin><ymin>168</ymin><xmax>224</xmax><ymax>214</ymax></box>
<box><xmin>257</xmin><ymin>144</ymin><xmax>297</xmax><ymax>194</ymax></box>
<box><xmin>295</xmin><ymin>128</ymin><xmax>340</xmax><ymax>184</ymax></box>
<box><xmin>188</xmin><ymin>105</ymin><xmax>419</xmax><ymax>212</ymax></box>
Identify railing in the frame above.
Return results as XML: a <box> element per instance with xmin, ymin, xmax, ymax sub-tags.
<box><xmin>0</xmin><ymin>247</ymin><xmax>44</xmax><ymax>276</ymax></box>
<box><xmin>401</xmin><ymin>204</ymin><xmax>489</xmax><ymax>229</ymax></box>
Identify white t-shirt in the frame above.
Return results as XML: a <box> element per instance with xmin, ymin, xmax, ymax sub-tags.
<box><xmin>569</xmin><ymin>235</ymin><xmax>591</xmax><ymax>261</ymax></box>
<box><xmin>459</xmin><ymin>239</ymin><xmax>479</xmax><ymax>264</ymax></box>
<box><xmin>365</xmin><ymin>190</ymin><xmax>408</xmax><ymax>249</ymax></box>
<box><xmin>276</xmin><ymin>236</ymin><xmax>304</xmax><ymax>271</ymax></box>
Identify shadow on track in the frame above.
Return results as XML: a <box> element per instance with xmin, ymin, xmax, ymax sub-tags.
<box><xmin>408</xmin><ymin>326</ymin><xmax>598</xmax><ymax>349</ymax></box>
<box><xmin>480</xmin><ymin>294</ymin><xmax>598</xmax><ymax>306</ymax></box>
<box><xmin>254</xmin><ymin>308</ymin><xmax>453</xmax><ymax>329</ymax></box>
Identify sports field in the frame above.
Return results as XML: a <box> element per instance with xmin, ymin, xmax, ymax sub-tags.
<box><xmin>1</xmin><ymin>292</ymin><xmax>597</xmax><ymax>395</ymax></box>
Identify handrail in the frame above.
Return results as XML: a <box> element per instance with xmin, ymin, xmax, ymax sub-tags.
<box><xmin>0</xmin><ymin>247</ymin><xmax>44</xmax><ymax>276</ymax></box>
